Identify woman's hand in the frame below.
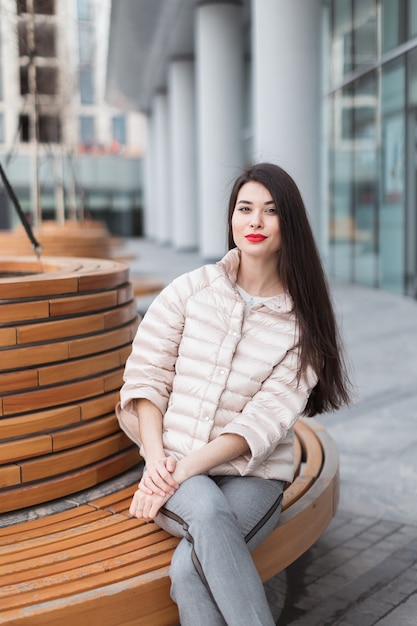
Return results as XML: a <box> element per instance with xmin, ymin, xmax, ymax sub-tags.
<box><xmin>139</xmin><ymin>455</ymin><xmax>179</xmax><ymax>497</ymax></box>
<box><xmin>129</xmin><ymin>486</ymin><xmax>171</xmax><ymax>520</ymax></box>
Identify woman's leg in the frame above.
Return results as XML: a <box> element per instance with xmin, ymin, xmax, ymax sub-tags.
<box><xmin>155</xmin><ymin>474</ymin><xmax>284</xmax><ymax>626</ymax></box>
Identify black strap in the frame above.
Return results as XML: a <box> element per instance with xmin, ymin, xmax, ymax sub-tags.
<box><xmin>0</xmin><ymin>161</ymin><xmax>43</xmax><ymax>257</ymax></box>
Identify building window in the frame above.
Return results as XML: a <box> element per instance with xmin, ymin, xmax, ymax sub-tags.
<box><xmin>410</xmin><ymin>0</ymin><xmax>417</xmax><ymax>37</ymax></box>
<box><xmin>18</xmin><ymin>21</ymin><xmax>29</xmax><ymax>57</ymax></box>
<box><xmin>80</xmin><ymin>115</ymin><xmax>95</xmax><ymax>148</ymax></box>
<box><xmin>36</xmin><ymin>66</ymin><xmax>58</xmax><ymax>95</ymax></box>
<box><xmin>78</xmin><ymin>23</ymin><xmax>94</xmax><ymax>63</ymax></box>
<box><xmin>327</xmin><ymin>0</ymin><xmax>412</xmax><ymax>296</ymax></box>
<box><xmin>381</xmin><ymin>0</ymin><xmax>407</xmax><ymax>53</ymax></box>
<box><xmin>39</xmin><ymin>114</ymin><xmax>61</xmax><ymax>142</ymax></box>
<box><xmin>352</xmin><ymin>0</ymin><xmax>377</xmax><ymax>71</ymax></box>
<box><xmin>79</xmin><ymin>68</ymin><xmax>94</xmax><ymax>104</ymax></box>
<box><xmin>379</xmin><ymin>59</ymin><xmax>405</xmax><ymax>293</ymax></box>
<box><xmin>19</xmin><ymin>114</ymin><xmax>30</xmax><ymax>142</ymax></box>
<box><xmin>35</xmin><ymin>23</ymin><xmax>56</xmax><ymax>57</ymax></box>
<box><xmin>18</xmin><ymin>22</ymin><xmax>55</xmax><ymax>58</ymax></box>
<box><xmin>34</xmin><ymin>0</ymin><xmax>55</xmax><ymax>14</ymax></box>
<box><xmin>77</xmin><ymin>0</ymin><xmax>92</xmax><ymax>21</ymax></box>
<box><xmin>16</xmin><ymin>0</ymin><xmax>54</xmax><ymax>15</ymax></box>
<box><xmin>16</xmin><ymin>0</ymin><xmax>27</xmax><ymax>14</ymax></box>
<box><xmin>19</xmin><ymin>65</ymin><xmax>29</xmax><ymax>95</ymax></box>
<box><xmin>112</xmin><ymin>115</ymin><xmax>126</xmax><ymax>146</ymax></box>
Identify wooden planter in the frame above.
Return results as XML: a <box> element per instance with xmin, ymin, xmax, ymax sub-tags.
<box><xmin>0</xmin><ymin>256</ymin><xmax>140</xmax><ymax>513</ymax></box>
<box><xmin>0</xmin><ymin>221</ymin><xmax>113</xmax><ymax>259</ymax></box>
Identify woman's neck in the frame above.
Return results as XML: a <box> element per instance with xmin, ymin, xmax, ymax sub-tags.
<box><xmin>236</xmin><ymin>257</ymin><xmax>283</xmax><ymax>297</ymax></box>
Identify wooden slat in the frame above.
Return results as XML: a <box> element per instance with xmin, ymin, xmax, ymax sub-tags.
<box><xmin>20</xmin><ymin>433</ymin><xmax>131</xmax><ymax>483</ymax></box>
<box><xmin>0</xmin><ymin>464</ymin><xmax>21</xmax><ymax>489</ymax></box>
<box><xmin>68</xmin><ymin>323</ymin><xmax>137</xmax><ymax>358</ymax></box>
<box><xmin>2</xmin><ymin>376</ymin><xmax>107</xmax><ymax>415</ymax></box>
<box><xmin>1</xmin><ymin>342</ymin><xmax>70</xmax><ymax>371</ymax></box>
<box><xmin>0</xmin><ymin>406</ymin><xmax>82</xmax><ymax>440</ymax></box>
<box><xmin>0</xmin><ymin>326</ymin><xmax>17</xmax><ymax>347</ymax></box>
<box><xmin>0</xmin><ymin>369</ymin><xmax>39</xmax><ymax>393</ymax></box>
<box><xmin>0</xmin><ymin>448</ymin><xmax>139</xmax><ymax>513</ymax></box>
<box><xmin>0</xmin><ymin>434</ymin><xmax>52</xmax><ymax>464</ymax></box>
<box><xmin>0</xmin><ymin>300</ymin><xmax>50</xmax><ymax>323</ymax></box>
<box><xmin>38</xmin><ymin>349</ymin><xmax>122</xmax><ymax>386</ymax></box>
<box><xmin>49</xmin><ymin>291</ymin><xmax>119</xmax><ymax>317</ymax></box>
<box><xmin>52</xmin><ymin>415</ymin><xmax>120</xmax><ymax>452</ymax></box>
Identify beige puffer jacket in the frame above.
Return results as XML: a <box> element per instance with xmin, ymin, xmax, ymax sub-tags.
<box><xmin>117</xmin><ymin>248</ymin><xmax>317</xmax><ymax>482</ymax></box>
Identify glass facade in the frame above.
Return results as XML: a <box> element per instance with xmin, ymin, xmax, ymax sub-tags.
<box><xmin>326</xmin><ymin>0</ymin><xmax>417</xmax><ymax>296</ymax></box>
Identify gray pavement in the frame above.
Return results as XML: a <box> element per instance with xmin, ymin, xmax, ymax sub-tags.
<box><xmin>123</xmin><ymin>236</ymin><xmax>417</xmax><ymax>626</ymax></box>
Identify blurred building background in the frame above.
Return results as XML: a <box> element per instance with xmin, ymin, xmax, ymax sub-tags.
<box><xmin>0</xmin><ymin>0</ymin><xmax>145</xmax><ymax>236</ymax></box>
<box><xmin>106</xmin><ymin>0</ymin><xmax>417</xmax><ymax>299</ymax></box>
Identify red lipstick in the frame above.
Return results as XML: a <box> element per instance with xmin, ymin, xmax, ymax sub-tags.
<box><xmin>245</xmin><ymin>234</ymin><xmax>267</xmax><ymax>242</ymax></box>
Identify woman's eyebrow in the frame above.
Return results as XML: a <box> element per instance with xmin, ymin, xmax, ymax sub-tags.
<box><xmin>236</xmin><ymin>199</ymin><xmax>275</xmax><ymax>205</ymax></box>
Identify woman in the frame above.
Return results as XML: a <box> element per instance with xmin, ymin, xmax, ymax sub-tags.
<box><xmin>117</xmin><ymin>162</ymin><xmax>351</xmax><ymax>625</ymax></box>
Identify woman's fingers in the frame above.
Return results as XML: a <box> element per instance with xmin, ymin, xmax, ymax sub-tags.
<box><xmin>140</xmin><ymin>458</ymin><xmax>179</xmax><ymax>495</ymax></box>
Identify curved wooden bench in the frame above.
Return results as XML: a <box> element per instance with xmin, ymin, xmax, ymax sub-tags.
<box><xmin>0</xmin><ymin>256</ymin><xmax>140</xmax><ymax>513</ymax></box>
<box><xmin>0</xmin><ymin>418</ymin><xmax>339</xmax><ymax>626</ymax></box>
<box><xmin>0</xmin><ymin>221</ymin><xmax>113</xmax><ymax>259</ymax></box>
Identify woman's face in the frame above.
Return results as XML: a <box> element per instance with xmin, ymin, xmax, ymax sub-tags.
<box><xmin>231</xmin><ymin>181</ymin><xmax>281</xmax><ymax>259</ymax></box>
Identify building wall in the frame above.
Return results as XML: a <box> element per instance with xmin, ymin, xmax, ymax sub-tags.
<box><xmin>325</xmin><ymin>0</ymin><xmax>417</xmax><ymax>297</ymax></box>
<box><xmin>0</xmin><ymin>0</ymin><xmax>145</xmax><ymax>236</ymax></box>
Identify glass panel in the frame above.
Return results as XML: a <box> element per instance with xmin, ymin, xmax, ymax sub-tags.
<box><xmin>112</xmin><ymin>116</ymin><xmax>126</xmax><ymax>146</ymax></box>
<box><xmin>329</xmin><ymin>86</ymin><xmax>354</xmax><ymax>281</ymax></box>
<box><xmin>0</xmin><ymin>113</ymin><xmax>4</xmax><ymax>142</ymax></box>
<box><xmin>406</xmin><ymin>110</ymin><xmax>417</xmax><ymax>296</ymax></box>
<box><xmin>406</xmin><ymin>49</ymin><xmax>417</xmax><ymax>295</ymax></box>
<box><xmin>79</xmin><ymin>68</ymin><xmax>94</xmax><ymax>104</ymax></box>
<box><xmin>35</xmin><ymin>23</ymin><xmax>55</xmax><ymax>57</ymax></box>
<box><xmin>353</xmin><ymin>0</ymin><xmax>377</xmax><ymax>70</ymax></box>
<box><xmin>80</xmin><ymin>115</ymin><xmax>95</xmax><ymax>147</ymax></box>
<box><xmin>353</xmin><ymin>71</ymin><xmax>378</xmax><ymax>286</ymax></box>
<box><xmin>78</xmin><ymin>23</ymin><xmax>94</xmax><ymax>63</ymax></box>
<box><xmin>410</xmin><ymin>0</ymin><xmax>417</xmax><ymax>37</ymax></box>
<box><xmin>379</xmin><ymin>59</ymin><xmax>405</xmax><ymax>292</ymax></box>
<box><xmin>331</xmin><ymin>0</ymin><xmax>353</xmax><ymax>85</ymax></box>
<box><xmin>408</xmin><ymin>47</ymin><xmax>417</xmax><ymax>105</ymax></box>
<box><xmin>381</xmin><ymin>0</ymin><xmax>406</xmax><ymax>53</ymax></box>
<box><xmin>77</xmin><ymin>0</ymin><xmax>92</xmax><ymax>21</ymax></box>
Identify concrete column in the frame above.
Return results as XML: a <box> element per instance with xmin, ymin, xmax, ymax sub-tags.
<box><xmin>153</xmin><ymin>91</ymin><xmax>171</xmax><ymax>244</ymax></box>
<box><xmin>142</xmin><ymin>113</ymin><xmax>157</xmax><ymax>239</ymax></box>
<box><xmin>196</xmin><ymin>1</ymin><xmax>244</xmax><ymax>259</ymax></box>
<box><xmin>168</xmin><ymin>59</ymin><xmax>198</xmax><ymax>250</ymax></box>
<box><xmin>251</xmin><ymin>0</ymin><xmax>322</xmax><ymax>233</ymax></box>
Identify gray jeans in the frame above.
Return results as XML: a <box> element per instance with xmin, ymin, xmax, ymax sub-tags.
<box><xmin>155</xmin><ymin>474</ymin><xmax>285</xmax><ymax>626</ymax></box>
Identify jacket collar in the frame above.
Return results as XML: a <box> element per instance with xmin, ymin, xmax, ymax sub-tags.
<box><xmin>216</xmin><ymin>248</ymin><xmax>294</xmax><ymax>314</ymax></box>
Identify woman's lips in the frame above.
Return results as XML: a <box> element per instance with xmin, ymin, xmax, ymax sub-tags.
<box><xmin>245</xmin><ymin>234</ymin><xmax>267</xmax><ymax>242</ymax></box>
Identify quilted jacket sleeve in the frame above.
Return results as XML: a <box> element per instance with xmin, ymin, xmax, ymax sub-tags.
<box><xmin>219</xmin><ymin>347</ymin><xmax>318</xmax><ymax>475</ymax></box>
<box><xmin>119</xmin><ymin>274</ymin><xmax>191</xmax><ymax>418</ymax></box>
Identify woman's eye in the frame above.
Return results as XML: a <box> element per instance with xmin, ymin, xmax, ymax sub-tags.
<box><xmin>266</xmin><ymin>208</ymin><xmax>277</xmax><ymax>214</ymax></box>
<box><xmin>238</xmin><ymin>206</ymin><xmax>251</xmax><ymax>212</ymax></box>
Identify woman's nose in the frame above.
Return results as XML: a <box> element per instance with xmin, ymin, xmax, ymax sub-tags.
<box><xmin>250</xmin><ymin>212</ymin><xmax>262</xmax><ymax>228</ymax></box>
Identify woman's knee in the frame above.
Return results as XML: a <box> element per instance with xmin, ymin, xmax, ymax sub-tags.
<box><xmin>169</xmin><ymin>476</ymin><xmax>230</xmax><ymax>525</ymax></box>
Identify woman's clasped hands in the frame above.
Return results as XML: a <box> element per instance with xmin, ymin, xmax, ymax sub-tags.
<box><xmin>129</xmin><ymin>455</ymin><xmax>179</xmax><ymax>520</ymax></box>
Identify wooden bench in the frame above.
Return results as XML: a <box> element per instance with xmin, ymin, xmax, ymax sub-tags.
<box><xmin>0</xmin><ymin>418</ymin><xmax>339</xmax><ymax>626</ymax></box>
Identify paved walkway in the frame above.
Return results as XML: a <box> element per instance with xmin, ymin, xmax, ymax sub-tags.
<box><xmin>125</xmin><ymin>237</ymin><xmax>417</xmax><ymax>626</ymax></box>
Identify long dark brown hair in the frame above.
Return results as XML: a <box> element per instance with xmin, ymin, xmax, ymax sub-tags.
<box><xmin>227</xmin><ymin>162</ymin><xmax>351</xmax><ymax>416</ymax></box>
